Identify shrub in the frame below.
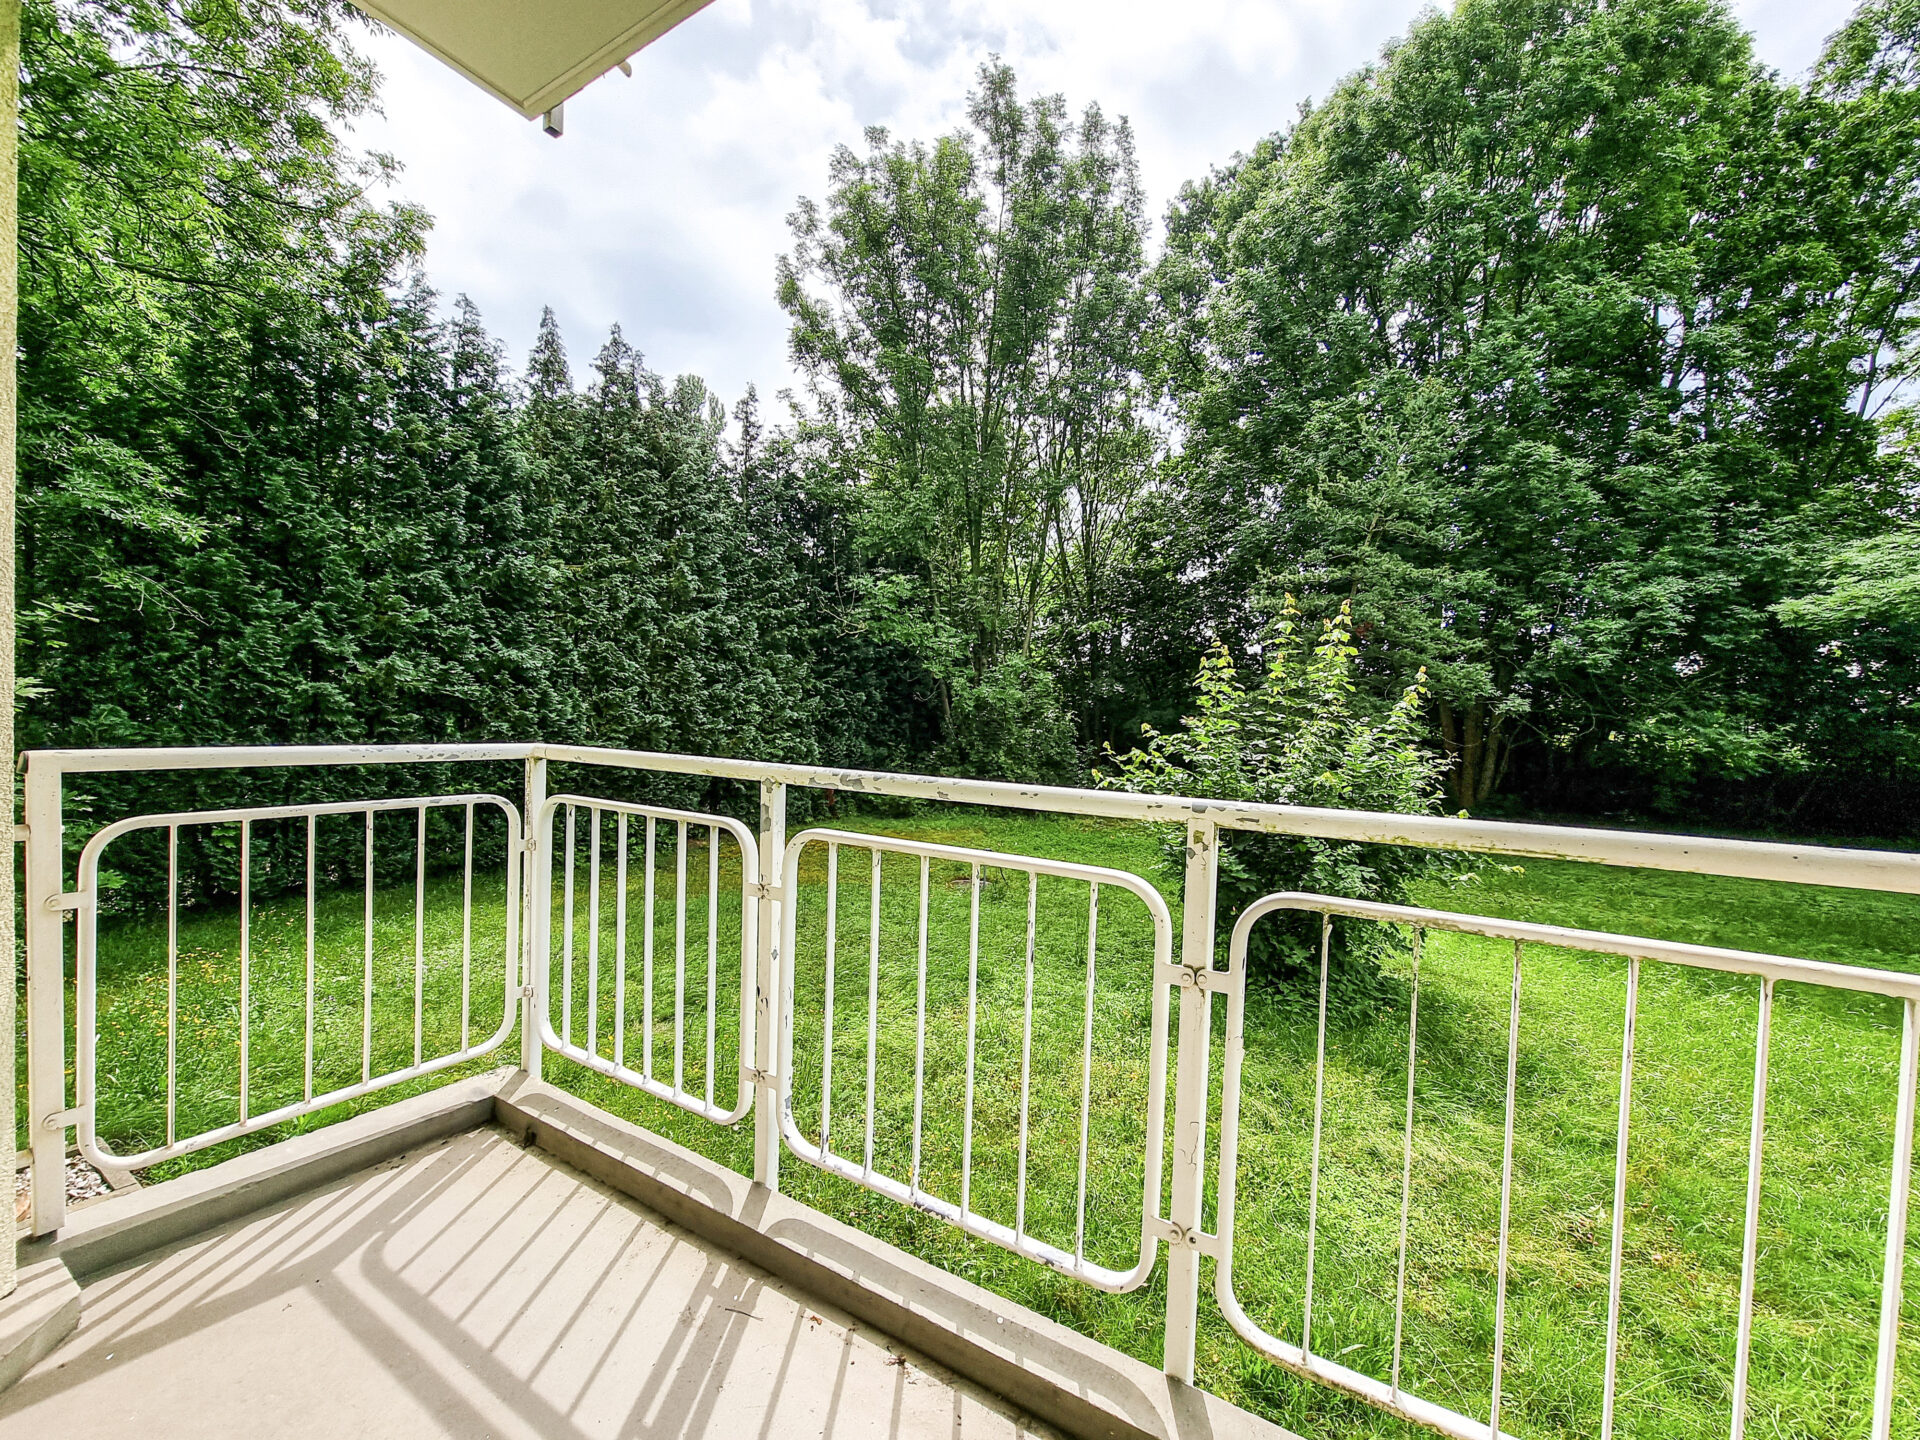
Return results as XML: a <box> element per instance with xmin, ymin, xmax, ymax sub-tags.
<box><xmin>1100</xmin><ymin>598</ymin><xmax>1463</xmax><ymax>994</ymax></box>
<box><xmin>938</xmin><ymin>653</ymin><xmax>1081</xmax><ymax>785</ymax></box>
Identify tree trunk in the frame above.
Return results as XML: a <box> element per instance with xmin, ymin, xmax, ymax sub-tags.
<box><xmin>1437</xmin><ymin>699</ymin><xmax>1505</xmax><ymax>811</ymax></box>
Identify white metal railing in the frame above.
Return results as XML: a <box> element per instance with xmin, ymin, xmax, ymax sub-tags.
<box><xmin>21</xmin><ymin>742</ymin><xmax>1920</xmax><ymax>1439</ymax></box>
<box><xmin>532</xmin><ymin>795</ymin><xmax>759</xmax><ymax>1124</ymax></box>
<box><xmin>775</xmin><ymin>828</ymin><xmax>1174</xmax><ymax>1290</ymax></box>
<box><xmin>70</xmin><ymin>793</ymin><xmax>522</xmax><ymax>1172</ymax></box>
<box><xmin>1214</xmin><ymin>894</ymin><xmax>1920</xmax><ymax>1440</ymax></box>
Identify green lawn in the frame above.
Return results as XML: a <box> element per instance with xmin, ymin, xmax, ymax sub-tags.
<box><xmin>26</xmin><ymin>810</ymin><xmax>1920</xmax><ymax>1439</ymax></box>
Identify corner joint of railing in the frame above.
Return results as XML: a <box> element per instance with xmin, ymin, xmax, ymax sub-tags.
<box><xmin>1164</xmin><ymin>961</ymin><xmax>1231</xmax><ymax>993</ymax></box>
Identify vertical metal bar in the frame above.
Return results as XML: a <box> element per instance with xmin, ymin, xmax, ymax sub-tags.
<box><xmin>1729</xmin><ymin>976</ymin><xmax>1775</xmax><ymax>1440</ymax></box>
<box><xmin>412</xmin><ymin>805</ymin><xmax>426</xmax><ymax>1068</ymax></box>
<box><xmin>1871</xmin><ymin>995</ymin><xmax>1918</xmax><ymax>1440</ymax></box>
<box><xmin>1208</xmin><ymin>870</ymin><xmax>1252</xmax><ymax>1406</ymax></box>
<box><xmin>1490</xmin><ymin>939</ymin><xmax>1524</xmax><ymax>1440</ymax></box>
<box><xmin>644</xmin><ymin>816</ymin><xmax>656</xmax><ymax>1078</ymax></box>
<box><xmin>1076</xmin><ymin>882</ymin><xmax>1100</xmax><ymax>1264</ymax></box>
<box><xmin>1301</xmin><ymin>913</ymin><xmax>1332</xmax><ymax>1358</ymax></box>
<box><xmin>1392</xmin><ymin>927</ymin><xmax>1423</xmax><ymax>1395</ymax></box>
<box><xmin>864</xmin><ymin>846</ymin><xmax>881</xmax><ymax>1178</ymax></box>
<box><xmin>821</xmin><ymin>842</ymin><xmax>838</xmax><ymax>1154</ymax></box>
<box><xmin>238</xmin><ymin>819</ymin><xmax>251</xmax><ymax>1121</ymax></box>
<box><xmin>707</xmin><ymin>825</ymin><xmax>719</xmax><ymax>1107</ymax></box>
<box><xmin>1</xmin><ymin>2</ymin><xmax>22</xmax><ymax>1298</ymax></box>
<box><xmin>520</xmin><ymin>754</ymin><xmax>547</xmax><ymax>1078</ymax></box>
<box><xmin>614</xmin><ymin>813</ymin><xmax>628</xmax><ymax>1070</ymax></box>
<box><xmin>302</xmin><ymin>818</ymin><xmax>317</xmax><ymax>1101</ymax></box>
<box><xmin>752</xmin><ymin>780</ymin><xmax>787</xmax><ymax>1189</ymax></box>
<box><xmin>24</xmin><ymin>756</ymin><xmax>68</xmax><ymax>1234</ymax></box>
<box><xmin>774</xmin><ymin>811</ymin><xmax>799</xmax><ymax>1190</ymax></box>
<box><xmin>1601</xmin><ymin>956</ymin><xmax>1641</xmax><ymax>1440</ymax></box>
<box><xmin>675</xmin><ymin>818</ymin><xmax>688</xmax><ymax>1097</ymax></box>
<box><xmin>502</xmin><ymin>786</ymin><xmax>523</xmax><ymax>1070</ymax></box>
<box><xmin>1016</xmin><ymin>870</ymin><xmax>1037</xmax><ymax>1242</ymax></box>
<box><xmin>72</xmin><ymin>843</ymin><xmax>100</xmax><ymax>1229</ymax></box>
<box><xmin>363</xmin><ymin>808</ymin><xmax>375</xmax><ymax>1085</ymax></box>
<box><xmin>588</xmin><ymin>807</ymin><xmax>601</xmax><ymax>1056</ymax></box>
<box><xmin>170</xmin><ymin>825</ymin><xmax>182</xmax><ymax>1142</ymax></box>
<box><xmin>910</xmin><ymin>854</ymin><xmax>929</xmax><ymax>1198</ymax></box>
<box><xmin>561</xmin><ymin>803</ymin><xmax>576</xmax><ymax>1047</ymax></box>
<box><xmin>1165</xmin><ymin>820</ymin><xmax>1218</xmax><ymax>1381</ymax></box>
<box><xmin>961</xmin><ymin>862</ymin><xmax>981</xmax><ymax>1218</ymax></box>
<box><xmin>461</xmin><ymin>802</ymin><xmax>474</xmax><ymax>1053</ymax></box>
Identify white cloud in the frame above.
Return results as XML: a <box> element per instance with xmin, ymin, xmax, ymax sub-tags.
<box><xmin>349</xmin><ymin>0</ymin><xmax>1852</xmax><ymax>405</ymax></box>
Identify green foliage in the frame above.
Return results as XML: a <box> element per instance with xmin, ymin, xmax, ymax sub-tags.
<box><xmin>1771</xmin><ymin>473</ymin><xmax>1920</xmax><ymax>795</ymax></box>
<box><xmin>1152</xmin><ymin>0</ymin><xmax>1920</xmax><ymax>827</ymax></box>
<box><xmin>19</xmin><ymin>2</ymin><xmax>922</xmax><ymax>897</ymax></box>
<box><xmin>26</xmin><ymin>0</ymin><xmax>1920</xmax><ymax>879</ymax></box>
<box><xmin>1777</xmin><ymin>523</ymin><xmax>1920</xmax><ymax>633</ymax></box>
<box><xmin>517</xmin><ymin>316</ymin><xmax>817</xmax><ymax>765</ymax></box>
<box><xmin>779</xmin><ymin>61</ymin><xmax>1156</xmax><ymax>778</ymax></box>
<box><xmin>1101</xmin><ymin>600</ymin><xmax>1461</xmax><ymax>990</ymax></box>
<box><xmin>21</xmin><ymin>0</ymin><xmax>410</xmax><ymax>608</ymax></box>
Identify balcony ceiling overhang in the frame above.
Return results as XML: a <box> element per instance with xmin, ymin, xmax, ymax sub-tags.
<box><xmin>348</xmin><ymin>0</ymin><xmax>718</xmax><ymax>120</ymax></box>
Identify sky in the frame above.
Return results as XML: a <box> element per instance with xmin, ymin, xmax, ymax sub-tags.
<box><xmin>348</xmin><ymin>0</ymin><xmax>1859</xmax><ymax>407</ymax></box>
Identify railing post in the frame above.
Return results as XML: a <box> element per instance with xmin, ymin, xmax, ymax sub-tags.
<box><xmin>521</xmin><ymin>753</ymin><xmax>547</xmax><ymax>1078</ymax></box>
<box><xmin>753</xmin><ymin>779</ymin><xmax>786</xmax><ymax>1189</ymax></box>
<box><xmin>1165</xmin><ymin>818</ymin><xmax>1218</xmax><ymax>1382</ymax></box>
<box><xmin>24</xmin><ymin>754</ymin><xmax>68</xmax><ymax>1235</ymax></box>
<box><xmin>0</xmin><ymin>0</ymin><xmax>18</xmax><ymax>1301</ymax></box>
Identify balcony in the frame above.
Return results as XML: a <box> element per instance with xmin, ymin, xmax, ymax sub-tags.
<box><xmin>5</xmin><ymin>742</ymin><xmax>1917</xmax><ymax>1439</ymax></box>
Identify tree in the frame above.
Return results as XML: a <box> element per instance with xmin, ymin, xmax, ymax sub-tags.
<box><xmin>20</xmin><ymin>0</ymin><xmax>415</xmax><ymax>647</ymax></box>
<box><xmin>517</xmin><ymin>318</ymin><xmax>820</xmax><ymax>768</ymax></box>
<box><xmin>1155</xmin><ymin>0</ymin><xmax>1920</xmax><ymax>821</ymax></box>
<box><xmin>779</xmin><ymin>60</ymin><xmax>1156</xmax><ymax>778</ymax></box>
<box><xmin>727</xmin><ymin>388</ymin><xmax>938</xmax><ymax>774</ymax></box>
<box><xmin>17</xmin><ymin>0</ymin><xmax>921</xmax><ymax>888</ymax></box>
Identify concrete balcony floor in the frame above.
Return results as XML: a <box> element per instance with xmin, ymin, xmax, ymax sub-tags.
<box><xmin>4</xmin><ymin>1075</ymin><xmax>1286</xmax><ymax>1440</ymax></box>
<box><xmin>3</xmin><ymin>1126</ymin><xmax>1057</xmax><ymax>1439</ymax></box>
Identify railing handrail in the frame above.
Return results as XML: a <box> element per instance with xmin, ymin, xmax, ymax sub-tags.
<box><xmin>24</xmin><ymin>741</ymin><xmax>1920</xmax><ymax>893</ymax></box>
<box><xmin>1213</xmin><ymin>891</ymin><xmax>1920</xmax><ymax>1440</ymax></box>
<box><xmin>1233</xmin><ymin>891</ymin><xmax>1920</xmax><ymax>1003</ymax></box>
<box><xmin>785</xmin><ymin>825</ymin><xmax>1178</xmax><ymax>918</ymax></box>
<box><xmin>72</xmin><ymin>792</ymin><xmax>518</xmax><ymax>875</ymax></box>
<box><xmin>26</xmin><ymin>742</ymin><xmax>536</xmax><ymax>772</ymax></box>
